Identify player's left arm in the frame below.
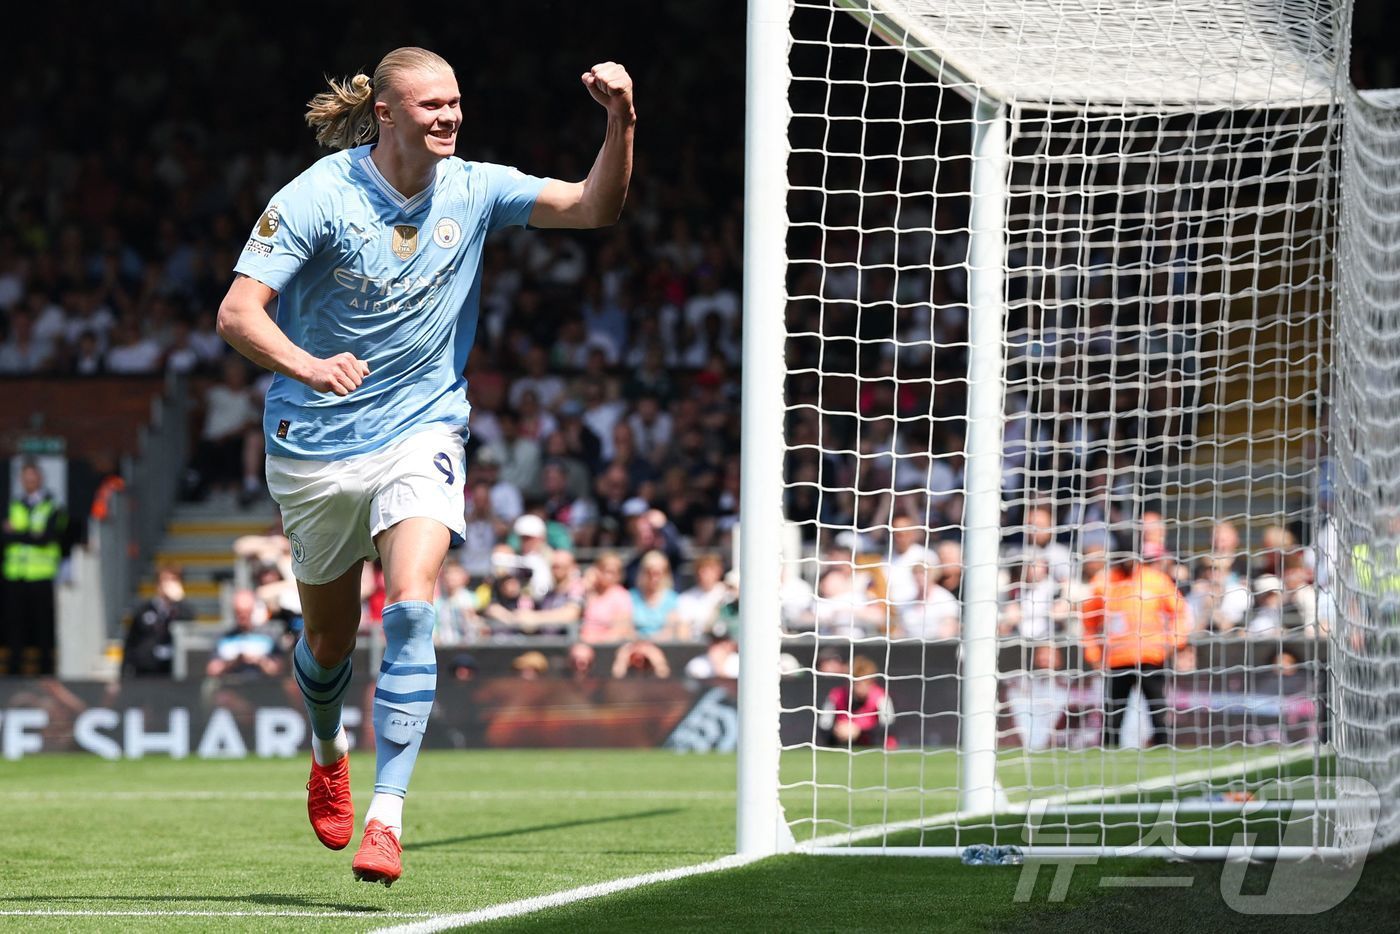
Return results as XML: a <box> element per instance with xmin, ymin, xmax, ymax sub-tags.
<box><xmin>529</xmin><ymin>62</ymin><xmax>635</xmax><ymax>229</ymax></box>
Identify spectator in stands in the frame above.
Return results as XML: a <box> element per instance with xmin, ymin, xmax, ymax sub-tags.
<box><xmin>580</xmin><ymin>551</ymin><xmax>633</xmax><ymax>644</ymax></box>
<box><xmin>1011</xmin><ymin>505</ymin><xmax>1074</xmax><ymax>584</ymax></box>
<box><xmin>1000</xmin><ymin>555</ymin><xmax>1066</xmax><ymax>641</ymax></box>
<box><xmin>232</xmin><ymin>521</ymin><xmax>291</xmax><ymax>585</ymax></box>
<box><xmin>511</xmin><ymin>549</ymin><xmax>586</xmax><ymax>637</ymax></box>
<box><xmin>1211</xmin><ymin>519</ymin><xmax>1246</xmax><ymax>575</ymax></box>
<box><xmin>188</xmin><ymin>356</ymin><xmax>262</xmax><ymax>505</ymax></box>
<box><xmin>121</xmin><ymin>564</ymin><xmax>192</xmax><ymax>677</ymax></box>
<box><xmin>622</xmin><ymin>342</ymin><xmax>677</xmax><ymax>405</ymax></box>
<box><xmin>511</xmin><ymin>513</ymin><xmax>554</xmax><ymax>601</ymax></box>
<box><xmin>899</xmin><ymin>564</ymin><xmax>960</xmax><ymax>640</ymax></box>
<box><xmin>1247</xmin><ymin>574</ymin><xmax>1286</xmax><ymax>638</ymax></box>
<box><xmin>553</xmin><ymin>398</ymin><xmax>604</xmax><ymax>476</ymax></box>
<box><xmin>674</xmin><ymin>553</ymin><xmax>731</xmax><ymax>642</ymax></box>
<box><xmin>69</xmin><ymin>330</ymin><xmax>104</xmax><ymax>375</ymax></box>
<box><xmin>434</xmin><ymin>562</ymin><xmax>482</xmax><ymax>646</ymax></box>
<box><xmin>778</xmin><ymin>564</ymin><xmax>817</xmax><ymax>633</ymax></box>
<box><xmin>103</xmin><ymin>315</ymin><xmax>162</xmax><ymax>374</ymax></box>
<box><xmin>163</xmin><ymin>317</ymin><xmax>201</xmax><ymax>375</ymax></box>
<box><xmin>884</xmin><ymin>515</ymin><xmax>931</xmax><ymax>609</ymax></box>
<box><xmin>482</xmin><ymin>557</ymin><xmax>535</xmax><ymax>639</ymax></box>
<box><xmin>3</xmin><ymin>460</ymin><xmax>69</xmax><ymax>676</ymax></box>
<box><xmin>1254</xmin><ymin>524</ymin><xmax>1301</xmax><ymax>581</ymax></box>
<box><xmin>608</xmin><ymin>421</ymin><xmax>655</xmax><ymax>492</ymax></box>
<box><xmin>1284</xmin><ymin>562</ymin><xmax>1322</xmax><ymax>637</ymax></box>
<box><xmin>814</xmin><ymin>559</ymin><xmax>884</xmax><ymax>639</ymax></box>
<box><xmin>449</xmin><ymin>652</ymin><xmax>479</xmax><ymax>681</ymax></box>
<box><xmin>622</xmin><ymin>503</ymin><xmax>685</xmax><ymax>587</ymax></box>
<box><xmin>483</xmin><ymin>409</ymin><xmax>543</xmax><ymax>498</ymax></box>
<box><xmin>538</xmin><ymin>459</ymin><xmax>596</xmax><ymax>545</ymax></box>
<box><xmin>684</xmin><ymin>624</ymin><xmax>739</xmax><ymax>679</ymax></box>
<box><xmin>1187</xmin><ymin>555</ymin><xmax>1250</xmax><ymax>635</ymax></box>
<box><xmin>582</xmin><ymin>379</ymin><xmax>627</xmax><ymax>463</ymax></box>
<box><xmin>205</xmin><ymin>589</ymin><xmax>282</xmax><ymax>680</ymax></box>
<box><xmin>627</xmin><ymin>393</ymin><xmax>673</xmax><ymax>466</ymax></box>
<box><xmin>509</xmin><ymin>346</ymin><xmax>567</xmax><ymax>411</ymax></box>
<box><xmin>566</xmin><ymin>641</ymin><xmax>597</xmax><ymax>680</ymax></box>
<box><xmin>592</xmin><ymin>464</ymin><xmax>632</xmax><ymax>546</ymax></box>
<box><xmin>630</xmin><ymin>549</ymin><xmax>681</xmax><ymax>640</ymax></box>
<box><xmin>459</xmin><ymin>480</ymin><xmax>505</xmax><ymax>578</ymax></box>
<box><xmin>513</xmin><ymin>389</ymin><xmax>556</xmax><ymax>445</ymax></box>
<box><xmin>610</xmin><ymin>639</ymin><xmax>671</xmax><ymax>679</ymax></box>
<box><xmin>0</xmin><ymin>309</ymin><xmax>54</xmax><ymax>373</ymax></box>
<box><xmin>254</xmin><ymin>558</ymin><xmax>302</xmax><ymax>645</ymax></box>
<box><xmin>471</xmin><ymin>446</ymin><xmax>523</xmax><ymax>524</ymax></box>
<box><xmin>818</xmin><ymin>655</ymin><xmax>895</xmax><ymax>748</ymax></box>
<box><xmin>512</xmin><ymin>650</ymin><xmax>550</xmax><ymax>680</ymax></box>
<box><xmin>1063</xmin><ymin>540</ymin><xmax>1107</xmax><ymax>608</ymax></box>
<box><xmin>934</xmin><ymin>540</ymin><xmax>964</xmax><ymax>602</ymax></box>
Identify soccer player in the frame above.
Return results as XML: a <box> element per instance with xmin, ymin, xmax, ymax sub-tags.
<box><xmin>216</xmin><ymin>47</ymin><xmax>634</xmax><ymax>885</ymax></box>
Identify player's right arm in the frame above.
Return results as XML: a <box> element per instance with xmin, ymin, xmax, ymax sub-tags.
<box><xmin>222</xmin><ymin>184</ymin><xmax>369</xmax><ymax>396</ymax></box>
<box><xmin>217</xmin><ymin>275</ymin><xmax>369</xmax><ymax>396</ymax></box>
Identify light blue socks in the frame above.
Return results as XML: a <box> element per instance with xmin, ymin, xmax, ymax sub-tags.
<box><xmin>292</xmin><ymin>636</ymin><xmax>353</xmax><ymax>743</ymax></box>
<box><xmin>373</xmin><ymin>600</ymin><xmax>438</xmax><ymax>796</ymax></box>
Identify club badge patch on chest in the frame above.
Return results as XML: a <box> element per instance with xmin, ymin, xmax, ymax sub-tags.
<box><xmin>433</xmin><ymin>218</ymin><xmax>461</xmax><ymax>249</ymax></box>
<box><xmin>391</xmin><ymin>225</ymin><xmax>419</xmax><ymax>259</ymax></box>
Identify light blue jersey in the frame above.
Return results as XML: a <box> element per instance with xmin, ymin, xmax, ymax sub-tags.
<box><xmin>233</xmin><ymin>145</ymin><xmax>548</xmax><ymax>459</ymax></box>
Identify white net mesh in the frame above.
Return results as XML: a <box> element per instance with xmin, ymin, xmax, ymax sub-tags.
<box><xmin>1331</xmin><ymin>85</ymin><xmax>1400</xmax><ymax>853</ymax></box>
<box><xmin>841</xmin><ymin>0</ymin><xmax>1340</xmax><ymax>109</ymax></box>
<box><xmin>771</xmin><ymin>0</ymin><xmax>1382</xmax><ymax>855</ymax></box>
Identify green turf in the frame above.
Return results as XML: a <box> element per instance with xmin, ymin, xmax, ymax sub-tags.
<box><xmin>471</xmin><ymin>848</ymin><xmax>1400</xmax><ymax>934</ymax></box>
<box><xmin>0</xmin><ymin>750</ymin><xmax>737</xmax><ymax>933</ymax></box>
<box><xmin>0</xmin><ymin>748</ymin><xmax>1387</xmax><ymax>933</ymax></box>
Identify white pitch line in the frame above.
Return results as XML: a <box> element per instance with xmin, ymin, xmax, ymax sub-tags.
<box><xmin>0</xmin><ymin>911</ymin><xmax>433</xmax><ymax>918</ymax></box>
<box><xmin>370</xmin><ymin>855</ymin><xmax>761</xmax><ymax>934</ymax></box>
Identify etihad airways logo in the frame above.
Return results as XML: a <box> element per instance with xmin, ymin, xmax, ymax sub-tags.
<box><xmin>332</xmin><ymin>267</ymin><xmax>452</xmax><ymax>310</ymax></box>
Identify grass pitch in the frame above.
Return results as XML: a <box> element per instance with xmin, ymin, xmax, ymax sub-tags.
<box><xmin>0</xmin><ymin>749</ymin><xmax>1394</xmax><ymax>932</ymax></box>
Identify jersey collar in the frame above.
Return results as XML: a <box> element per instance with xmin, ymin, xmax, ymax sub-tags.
<box><xmin>359</xmin><ymin>151</ymin><xmax>437</xmax><ymax>215</ymax></box>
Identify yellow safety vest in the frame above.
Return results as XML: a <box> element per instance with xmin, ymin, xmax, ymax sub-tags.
<box><xmin>1351</xmin><ymin>542</ymin><xmax>1400</xmax><ymax>597</ymax></box>
<box><xmin>4</xmin><ymin>498</ymin><xmax>63</xmax><ymax>583</ymax></box>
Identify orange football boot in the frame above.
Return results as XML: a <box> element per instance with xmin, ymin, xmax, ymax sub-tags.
<box><xmin>352</xmin><ymin>819</ymin><xmax>403</xmax><ymax>886</ymax></box>
<box><xmin>306</xmin><ymin>755</ymin><xmax>354</xmax><ymax>850</ymax></box>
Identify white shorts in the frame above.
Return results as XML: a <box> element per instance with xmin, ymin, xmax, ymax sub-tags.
<box><xmin>266</xmin><ymin>425</ymin><xmax>467</xmax><ymax>585</ymax></box>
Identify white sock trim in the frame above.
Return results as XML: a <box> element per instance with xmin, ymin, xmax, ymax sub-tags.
<box><xmin>366</xmin><ymin>792</ymin><xmax>405</xmax><ymax>839</ymax></box>
<box><xmin>311</xmin><ymin>726</ymin><xmax>349</xmax><ymax>767</ymax></box>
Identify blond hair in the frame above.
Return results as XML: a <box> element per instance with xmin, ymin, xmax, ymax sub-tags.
<box><xmin>305</xmin><ymin>47</ymin><xmax>453</xmax><ymax>150</ymax></box>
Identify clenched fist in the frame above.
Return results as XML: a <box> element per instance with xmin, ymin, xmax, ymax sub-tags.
<box><xmin>582</xmin><ymin>62</ymin><xmax>635</xmax><ymax>122</ymax></box>
<box><xmin>305</xmin><ymin>351</ymin><xmax>370</xmax><ymax>396</ymax></box>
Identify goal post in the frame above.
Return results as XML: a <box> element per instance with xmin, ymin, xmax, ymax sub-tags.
<box><xmin>736</xmin><ymin>0</ymin><xmax>795</xmax><ymax>858</ymax></box>
<box><xmin>739</xmin><ymin>0</ymin><xmax>1400</xmax><ymax>860</ymax></box>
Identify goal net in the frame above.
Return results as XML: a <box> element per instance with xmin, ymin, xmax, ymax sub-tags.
<box><xmin>738</xmin><ymin>0</ymin><xmax>1400</xmax><ymax>858</ymax></box>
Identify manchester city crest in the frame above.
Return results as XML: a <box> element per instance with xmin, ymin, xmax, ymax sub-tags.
<box><xmin>433</xmin><ymin>217</ymin><xmax>461</xmax><ymax>249</ymax></box>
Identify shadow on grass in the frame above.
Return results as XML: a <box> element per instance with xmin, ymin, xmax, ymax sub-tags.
<box><xmin>0</xmin><ymin>893</ymin><xmax>389</xmax><ymax>913</ymax></box>
<box><xmin>409</xmin><ymin>807</ymin><xmax>683</xmax><ymax>851</ymax></box>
